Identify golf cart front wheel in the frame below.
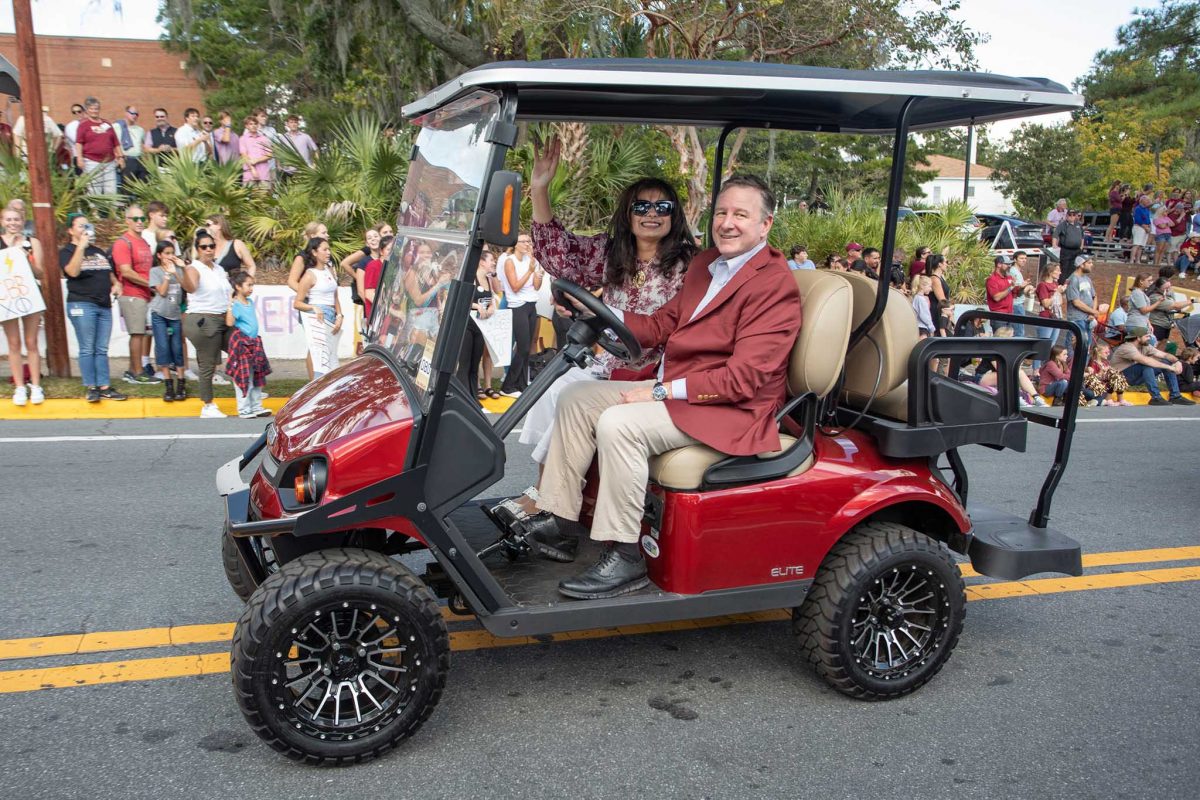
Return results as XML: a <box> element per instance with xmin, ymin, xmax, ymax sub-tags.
<box><xmin>231</xmin><ymin>548</ymin><xmax>449</xmax><ymax>764</ymax></box>
<box><xmin>795</xmin><ymin>521</ymin><xmax>965</xmax><ymax>700</ymax></box>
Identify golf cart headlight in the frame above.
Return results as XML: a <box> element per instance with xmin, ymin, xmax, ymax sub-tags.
<box><xmin>293</xmin><ymin>460</ymin><xmax>328</xmax><ymax>505</ymax></box>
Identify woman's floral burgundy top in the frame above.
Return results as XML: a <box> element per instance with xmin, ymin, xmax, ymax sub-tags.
<box><xmin>532</xmin><ymin>217</ymin><xmax>685</xmax><ymax>376</ymax></box>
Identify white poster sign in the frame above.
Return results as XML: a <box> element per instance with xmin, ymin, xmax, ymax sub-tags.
<box><xmin>474</xmin><ymin>308</ymin><xmax>513</xmax><ymax>367</ymax></box>
<box><xmin>0</xmin><ymin>247</ymin><xmax>47</xmax><ymax>323</ymax></box>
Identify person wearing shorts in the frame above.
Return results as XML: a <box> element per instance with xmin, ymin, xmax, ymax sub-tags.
<box><xmin>1130</xmin><ymin>195</ymin><xmax>1152</xmax><ymax>265</ymax></box>
<box><xmin>111</xmin><ymin>205</ymin><xmax>160</xmax><ymax>384</ymax></box>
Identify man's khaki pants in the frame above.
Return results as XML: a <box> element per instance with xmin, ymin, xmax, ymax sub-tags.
<box><xmin>537</xmin><ymin>380</ymin><xmax>699</xmax><ymax>543</ymax></box>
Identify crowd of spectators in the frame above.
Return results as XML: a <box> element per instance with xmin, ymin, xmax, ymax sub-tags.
<box><xmin>6</xmin><ymin>97</ymin><xmax>319</xmax><ymax>195</ymax></box>
<box><xmin>783</xmin><ymin>237</ymin><xmax>1199</xmax><ymax>408</ymax></box>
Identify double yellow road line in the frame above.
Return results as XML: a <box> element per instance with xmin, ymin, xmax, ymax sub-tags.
<box><xmin>3</xmin><ymin>545</ymin><xmax>1199</xmax><ymax>695</ymax></box>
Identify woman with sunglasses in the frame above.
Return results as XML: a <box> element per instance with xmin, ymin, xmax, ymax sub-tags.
<box><xmin>485</xmin><ymin>134</ymin><xmax>695</xmax><ymax>527</ymax></box>
<box><xmin>180</xmin><ymin>231</ymin><xmax>232</xmax><ymax>418</ymax></box>
<box><xmin>204</xmin><ymin>213</ymin><xmax>256</xmax><ymax>277</ymax></box>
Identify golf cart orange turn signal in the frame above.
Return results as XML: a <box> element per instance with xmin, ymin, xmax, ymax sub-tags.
<box><xmin>292</xmin><ymin>460</ymin><xmax>327</xmax><ymax>506</ymax></box>
<box><xmin>501</xmin><ymin>184</ymin><xmax>514</xmax><ymax>235</ymax></box>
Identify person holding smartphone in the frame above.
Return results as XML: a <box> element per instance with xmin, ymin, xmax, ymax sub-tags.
<box><xmin>60</xmin><ymin>214</ymin><xmax>127</xmax><ymax>403</ymax></box>
<box><xmin>149</xmin><ymin>241</ymin><xmax>188</xmax><ymax>401</ymax></box>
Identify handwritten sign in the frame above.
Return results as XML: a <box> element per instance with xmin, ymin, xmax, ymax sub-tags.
<box><xmin>474</xmin><ymin>308</ymin><xmax>513</xmax><ymax>367</ymax></box>
<box><xmin>0</xmin><ymin>247</ymin><xmax>47</xmax><ymax>323</ymax></box>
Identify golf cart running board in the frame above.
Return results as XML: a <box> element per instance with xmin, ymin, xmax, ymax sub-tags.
<box><xmin>966</xmin><ymin>503</ymin><xmax>1082</xmax><ymax>581</ymax></box>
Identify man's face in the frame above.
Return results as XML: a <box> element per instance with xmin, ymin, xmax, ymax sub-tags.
<box><xmin>995</xmin><ymin>262</ymin><xmax>1009</xmax><ymax>276</ymax></box>
<box><xmin>286</xmin><ymin>118</ymin><xmax>299</xmax><ymax>132</ymax></box>
<box><xmin>798</xmin><ymin>201</ymin><xmax>808</xmax><ymax>212</ymax></box>
<box><xmin>1014</xmin><ymin>253</ymin><xmax>1027</xmax><ymax>269</ymax></box>
<box><xmin>256</xmin><ymin>112</ymin><xmax>268</xmax><ymax>126</ymax></box>
<box><xmin>125</xmin><ymin>108</ymin><xmax>139</xmax><ymax>124</ymax></box>
<box><xmin>125</xmin><ymin>208</ymin><xmax>146</xmax><ymax>233</ymax></box>
<box><xmin>185</xmin><ymin>111</ymin><xmax>199</xmax><ymax>127</ymax></box>
<box><xmin>245</xmin><ymin>119</ymin><xmax>259</xmax><ymax>134</ymax></box>
<box><xmin>85</xmin><ymin>102</ymin><xmax>101</xmax><ymax>120</ymax></box>
<box><xmin>796</xmin><ymin>249</ymin><xmax>807</xmax><ymax>262</ymax></box>
<box><xmin>1140</xmin><ymin>196</ymin><xmax>1151</xmax><ymax>206</ymax></box>
<box><xmin>864</xmin><ymin>251</ymin><xmax>881</xmax><ymax>270</ymax></box>
<box><xmin>149</xmin><ymin>209</ymin><xmax>168</xmax><ymax>229</ymax></box>
<box><xmin>1079</xmin><ymin>259</ymin><xmax>1093</xmax><ymax>274</ymax></box>
<box><xmin>202</xmin><ymin>116</ymin><xmax>214</xmax><ymax>132</ymax></box>
<box><xmin>711</xmin><ymin>186</ymin><xmax>772</xmax><ymax>258</ymax></box>
<box><xmin>154</xmin><ymin>110</ymin><xmax>169</xmax><ymax>128</ymax></box>
<box><xmin>71</xmin><ymin>105</ymin><xmax>84</xmax><ymax>119</ymax></box>
<box><xmin>1056</xmin><ymin>201</ymin><xmax>1067</xmax><ymax>211</ymax></box>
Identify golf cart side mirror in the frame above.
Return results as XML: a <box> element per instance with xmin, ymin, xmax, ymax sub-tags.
<box><xmin>479</xmin><ymin>171</ymin><xmax>522</xmax><ymax>247</ymax></box>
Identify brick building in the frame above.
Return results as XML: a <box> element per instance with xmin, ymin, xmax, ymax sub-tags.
<box><xmin>0</xmin><ymin>34</ymin><xmax>206</xmax><ymax>126</ymax></box>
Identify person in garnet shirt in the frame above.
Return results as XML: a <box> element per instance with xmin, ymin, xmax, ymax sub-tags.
<box><xmin>985</xmin><ymin>254</ymin><xmax>1018</xmax><ymax>316</ymax></box>
<box><xmin>73</xmin><ymin>97</ymin><xmax>124</xmax><ymax>195</ymax></box>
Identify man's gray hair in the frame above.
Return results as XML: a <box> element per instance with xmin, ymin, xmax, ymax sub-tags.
<box><xmin>84</xmin><ymin>96</ymin><xmax>100</xmax><ymax>107</ymax></box>
<box><xmin>718</xmin><ymin>174</ymin><xmax>776</xmax><ymax>220</ymax></box>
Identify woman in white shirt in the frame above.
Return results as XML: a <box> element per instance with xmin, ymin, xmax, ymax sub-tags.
<box><xmin>293</xmin><ymin>237</ymin><xmax>344</xmax><ymax>380</ymax></box>
<box><xmin>179</xmin><ymin>231</ymin><xmax>232</xmax><ymax>418</ymax></box>
<box><xmin>497</xmin><ymin>232</ymin><xmax>543</xmax><ymax>396</ymax></box>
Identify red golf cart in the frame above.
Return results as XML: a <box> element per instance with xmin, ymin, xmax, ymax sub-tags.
<box><xmin>216</xmin><ymin>60</ymin><xmax>1087</xmax><ymax>764</ymax></box>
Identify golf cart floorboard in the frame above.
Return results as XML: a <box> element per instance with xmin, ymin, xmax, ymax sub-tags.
<box><xmin>449</xmin><ymin>502</ymin><xmax>658</xmax><ymax>607</ymax></box>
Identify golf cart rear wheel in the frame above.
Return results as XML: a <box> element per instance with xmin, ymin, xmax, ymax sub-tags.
<box><xmin>795</xmin><ymin>522</ymin><xmax>965</xmax><ymax>700</ymax></box>
<box><xmin>231</xmin><ymin>548</ymin><xmax>449</xmax><ymax>765</ymax></box>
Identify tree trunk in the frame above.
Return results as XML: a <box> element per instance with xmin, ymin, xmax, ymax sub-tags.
<box><xmin>393</xmin><ymin>0</ymin><xmax>488</xmax><ymax>68</ymax></box>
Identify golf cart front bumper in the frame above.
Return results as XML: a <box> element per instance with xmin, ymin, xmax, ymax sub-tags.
<box><xmin>217</xmin><ymin>429</ymin><xmax>297</xmax><ymax>538</ymax></box>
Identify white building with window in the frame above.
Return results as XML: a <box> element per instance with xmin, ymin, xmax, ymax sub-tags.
<box><xmin>914</xmin><ymin>155</ymin><xmax>1010</xmax><ymax>214</ymax></box>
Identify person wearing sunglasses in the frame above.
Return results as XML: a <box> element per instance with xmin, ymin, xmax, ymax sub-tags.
<box><xmin>112</xmin><ymin>205</ymin><xmax>161</xmax><ymax>384</ymax></box>
<box><xmin>484</xmin><ymin>133</ymin><xmax>696</xmax><ymax>531</ymax></box>
<box><xmin>142</xmin><ymin>108</ymin><xmax>176</xmax><ymax>165</ymax></box>
<box><xmin>179</xmin><ymin>231</ymin><xmax>232</xmax><ymax>418</ymax></box>
<box><xmin>114</xmin><ymin>106</ymin><xmax>148</xmax><ymax>183</ymax></box>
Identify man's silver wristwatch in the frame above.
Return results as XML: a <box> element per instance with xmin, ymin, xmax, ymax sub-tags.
<box><xmin>651</xmin><ymin>382</ymin><xmax>668</xmax><ymax>401</ymax></box>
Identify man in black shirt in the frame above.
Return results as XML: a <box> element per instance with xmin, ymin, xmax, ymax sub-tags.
<box><xmin>143</xmin><ymin>107</ymin><xmax>177</xmax><ymax>166</ymax></box>
<box><xmin>1053</xmin><ymin>209</ymin><xmax>1086</xmax><ymax>285</ymax></box>
<box><xmin>60</xmin><ymin>214</ymin><xmax>128</xmax><ymax>403</ymax></box>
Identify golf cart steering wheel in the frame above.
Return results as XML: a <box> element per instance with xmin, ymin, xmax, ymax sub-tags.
<box><xmin>551</xmin><ymin>279</ymin><xmax>642</xmax><ymax>363</ymax></box>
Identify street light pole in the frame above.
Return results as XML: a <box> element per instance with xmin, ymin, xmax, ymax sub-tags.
<box><xmin>962</xmin><ymin>121</ymin><xmax>974</xmax><ymax>204</ymax></box>
<box><xmin>12</xmin><ymin>0</ymin><xmax>70</xmax><ymax>378</ymax></box>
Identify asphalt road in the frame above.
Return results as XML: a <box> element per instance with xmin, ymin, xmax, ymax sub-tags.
<box><xmin>0</xmin><ymin>409</ymin><xmax>1197</xmax><ymax>800</ymax></box>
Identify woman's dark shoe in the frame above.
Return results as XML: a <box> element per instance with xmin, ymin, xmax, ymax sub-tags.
<box><xmin>517</xmin><ymin>512</ymin><xmax>582</xmax><ymax>563</ymax></box>
<box><xmin>175</xmin><ymin>379</ymin><xmax>188</xmax><ymax>401</ymax></box>
<box><xmin>85</xmin><ymin>386</ymin><xmax>100</xmax><ymax>403</ymax></box>
<box><xmin>163</xmin><ymin>378</ymin><xmax>175</xmax><ymax>402</ymax></box>
<box><xmin>558</xmin><ymin>545</ymin><xmax>649</xmax><ymax>600</ymax></box>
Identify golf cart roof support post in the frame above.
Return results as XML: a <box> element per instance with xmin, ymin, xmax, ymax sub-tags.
<box><xmin>708</xmin><ymin>123</ymin><xmax>738</xmax><ymax>248</ymax></box>
<box><xmin>413</xmin><ymin>89</ymin><xmax>518</xmax><ymax>468</ymax></box>
<box><xmin>849</xmin><ymin>95</ymin><xmax>919</xmax><ymax>350</ymax></box>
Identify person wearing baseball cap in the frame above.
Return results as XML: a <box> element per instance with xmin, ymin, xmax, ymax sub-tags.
<box><xmin>1109</xmin><ymin>325</ymin><xmax>1194</xmax><ymax>405</ymax></box>
<box><xmin>845</xmin><ymin>241</ymin><xmax>862</xmax><ymax>256</ymax></box>
<box><xmin>985</xmin><ymin>254</ymin><xmax>1018</xmax><ymax>316</ymax></box>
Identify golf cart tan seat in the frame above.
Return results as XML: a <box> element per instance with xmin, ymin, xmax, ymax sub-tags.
<box><xmin>835</xmin><ymin>271</ymin><xmax>1048</xmax><ymax>457</ymax></box>
<box><xmin>650</xmin><ymin>269</ymin><xmax>853</xmax><ymax>490</ymax></box>
<box><xmin>839</xmin><ymin>270</ymin><xmax>919</xmax><ymax>421</ymax></box>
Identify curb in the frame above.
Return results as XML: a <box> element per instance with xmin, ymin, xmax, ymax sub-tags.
<box><xmin>0</xmin><ymin>394</ymin><xmax>518</xmax><ymax>420</ymax></box>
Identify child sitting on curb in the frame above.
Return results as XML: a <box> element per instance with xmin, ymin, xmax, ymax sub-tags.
<box><xmin>1039</xmin><ymin>344</ymin><xmax>1100</xmax><ymax>406</ymax></box>
<box><xmin>1085</xmin><ymin>341</ymin><xmax>1132</xmax><ymax>406</ymax></box>
<box><xmin>224</xmin><ymin>270</ymin><xmax>272</xmax><ymax>419</ymax></box>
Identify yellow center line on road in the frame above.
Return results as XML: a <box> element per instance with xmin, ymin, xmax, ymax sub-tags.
<box><xmin>1</xmin><ymin>561</ymin><xmax>1199</xmax><ymax>694</ymax></box>
<box><xmin>1</xmin><ymin>545</ymin><xmax>1198</xmax><ymax>664</ymax></box>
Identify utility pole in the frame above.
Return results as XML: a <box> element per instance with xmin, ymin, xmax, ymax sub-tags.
<box><xmin>13</xmin><ymin>0</ymin><xmax>70</xmax><ymax>377</ymax></box>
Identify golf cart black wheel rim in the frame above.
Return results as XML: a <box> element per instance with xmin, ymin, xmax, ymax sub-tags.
<box><xmin>268</xmin><ymin>599</ymin><xmax>419</xmax><ymax>743</ymax></box>
<box><xmin>850</xmin><ymin>563</ymin><xmax>949</xmax><ymax>680</ymax></box>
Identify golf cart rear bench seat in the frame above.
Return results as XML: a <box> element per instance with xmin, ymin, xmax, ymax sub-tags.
<box><xmin>649</xmin><ymin>269</ymin><xmax>852</xmax><ymax>490</ymax></box>
<box><xmin>835</xmin><ymin>271</ymin><xmax>1051</xmax><ymax>459</ymax></box>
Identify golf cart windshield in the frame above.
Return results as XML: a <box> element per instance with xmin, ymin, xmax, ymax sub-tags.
<box><xmin>367</xmin><ymin>90</ymin><xmax>500</xmax><ymax>398</ymax></box>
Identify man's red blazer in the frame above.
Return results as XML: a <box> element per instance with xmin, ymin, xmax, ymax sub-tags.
<box><xmin>622</xmin><ymin>244</ymin><xmax>802</xmax><ymax>456</ymax></box>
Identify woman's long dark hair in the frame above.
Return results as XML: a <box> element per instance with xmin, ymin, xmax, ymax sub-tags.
<box><xmin>603</xmin><ymin>178</ymin><xmax>696</xmax><ymax>287</ymax></box>
<box><xmin>925</xmin><ymin>253</ymin><xmax>946</xmax><ymax>274</ymax></box>
<box><xmin>301</xmin><ymin>237</ymin><xmax>327</xmax><ymax>272</ymax></box>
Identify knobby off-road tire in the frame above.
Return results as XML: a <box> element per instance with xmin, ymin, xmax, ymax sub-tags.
<box><xmin>793</xmin><ymin>522</ymin><xmax>965</xmax><ymax>700</ymax></box>
<box><xmin>231</xmin><ymin>548</ymin><xmax>449</xmax><ymax>764</ymax></box>
<box><xmin>222</xmin><ymin>530</ymin><xmax>263</xmax><ymax>602</ymax></box>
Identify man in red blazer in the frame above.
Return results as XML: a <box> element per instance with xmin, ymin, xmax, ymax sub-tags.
<box><xmin>523</xmin><ymin>175</ymin><xmax>802</xmax><ymax>599</ymax></box>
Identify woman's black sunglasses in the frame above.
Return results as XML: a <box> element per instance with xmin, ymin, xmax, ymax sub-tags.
<box><xmin>631</xmin><ymin>200</ymin><xmax>675</xmax><ymax>217</ymax></box>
